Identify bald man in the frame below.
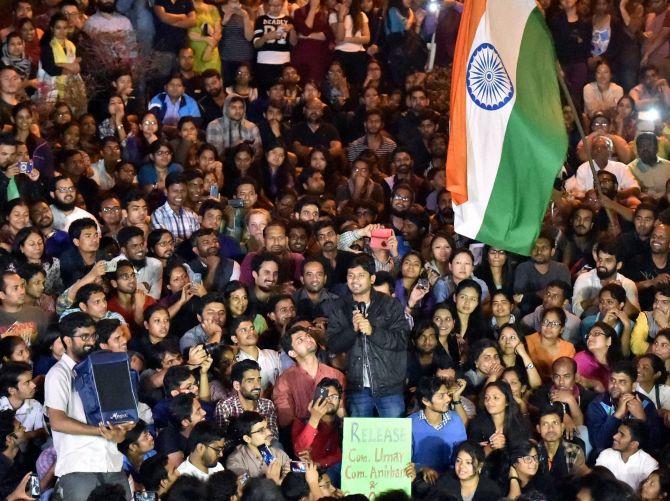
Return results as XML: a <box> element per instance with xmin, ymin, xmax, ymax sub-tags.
<box><xmin>570</xmin><ymin>136</ymin><xmax>640</xmax><ymax>200</ymax></box>
<box><xmin>626</xmin><ymin>223</ymin><xmax>670</xmax><ymax>309</ymax></box>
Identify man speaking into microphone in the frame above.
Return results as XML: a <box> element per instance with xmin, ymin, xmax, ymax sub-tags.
<box><xmin>327</xmin><ymin>255</ymin><xmax>410</xmax><ymax>417</ymax></box>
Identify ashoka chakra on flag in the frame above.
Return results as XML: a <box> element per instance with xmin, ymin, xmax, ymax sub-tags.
<box><xmin>466</xmin><ymin>42</ymin><xmax>514</xmax><ymax>110</ymax></box>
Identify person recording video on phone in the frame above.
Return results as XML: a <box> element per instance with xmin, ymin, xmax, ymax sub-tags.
<box><xmin>291</xmin><ymin>377</ymin><xmax>343</xmax><ymax>485</ymax></box>
<box><xmin>326</xmin><ymin>254</ymin><xmax>410</xmax><ymax>417</ymax></box>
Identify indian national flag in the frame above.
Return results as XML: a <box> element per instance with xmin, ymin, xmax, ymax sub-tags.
<box><xmin>446</xmin><ymin>0</ymin><xmax>568</xmax><ymax>255</ymax></box>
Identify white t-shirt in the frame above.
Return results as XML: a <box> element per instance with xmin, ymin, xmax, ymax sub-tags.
<box><xmin>329</xmin><ymin>12</ymin><xmax>368</xmax><ymax>52</ymax></box>
<box><xmin>570</xmin><ymin>159</ymin><xmax>640</xmax><ymax>193</ymax></box>
<box><xmin>596</xmin><ymin>448</ymin><xmax>658</xmax><ymax>491</ymax></box>
<box><xmin>44</xmin><ymin>354</ymin><xmax>125</xmax><ymax>477</ymax></box>
<box><xmin>0</xmin><ymin>397</ymin><xmax>44</xmax><ymax>431</ymax></box>
<box><xmin>176</xmin><ymin>458</ymin><xmax>225</xmax><ymax>480</ymax></box>
<box><xmin>235</xmin><ymin>349</ymin><xmax>282</xmax><ymax>390</ymax></box>
<box><xmin>634</xmin><ymin>382</ymin><xmax>670</xmax><ymax>410</ymax></box>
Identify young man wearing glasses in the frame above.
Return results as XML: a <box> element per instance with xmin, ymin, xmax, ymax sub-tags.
<box><xmin>176</xmin><ymin>421</ymin><xmax>225</xmax><ymax>480</ymax></box>
<box><xmin>45</xmin><ymin>312</ymin><xmax>135</xmax><ymax>501</ymax></box>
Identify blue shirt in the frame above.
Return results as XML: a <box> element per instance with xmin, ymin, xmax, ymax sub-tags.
<box><xmin>409</xmin><ymin>410</ymin><xmax>467</xmax><ymax>473</ymax></box>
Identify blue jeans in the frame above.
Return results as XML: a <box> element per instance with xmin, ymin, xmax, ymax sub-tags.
<box><xmin>347</xmin><ymin>388</ymin><xmax>405</xmax><ymax>417</ymax></box>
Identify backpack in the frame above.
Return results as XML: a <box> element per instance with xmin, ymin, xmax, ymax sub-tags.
<box><xmin>73</xmin><ymin>350</ymin><xmax>140</xmax><ymax>425</ymax></box>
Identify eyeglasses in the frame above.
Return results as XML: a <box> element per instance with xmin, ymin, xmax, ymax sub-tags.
<box><xmin>588</xmin><ymin>330</ymin><xmax>607</xmax><ymax>338</ymax></box>
<box><xmin>250</xmin><ymin>425</ymin><xmax>268</xmax><ymax>434</ymax></box>
<box><xmin>101</xmin><ymin>206</ymin><xmax>121</xmax><ymax>213</ymax></box>
<box><xmin>72</xmin><ymin>332</ymin><xmax>98</xmax><ymax>342</ymax></box>
<box><xmin>393</xmin><ymin>195</ymin><xmax>411</xmax><ymax>202</ymax></box>
<box><xmin>56</xmin><ymin>186</ymin><xmax>76</xmax><ymax>193</ymax></box>
<box><xmin>155</xmin><ymin>150</ymin><xmax>172</xmax><ymax>157</ymax></box>
<box><xmin>541</xmin><ymin>319</ymin><xmax>562</xmax><ymax>328</ymax></box>
<box><xmin>206</xmin><ymin>443</ymin><xmax>225</xmax><ymax>455</ymax></box>
<box><xmin>519</xmin><ymin>454</ymin><xmax>539</xmax><ymax>464</ymax></box>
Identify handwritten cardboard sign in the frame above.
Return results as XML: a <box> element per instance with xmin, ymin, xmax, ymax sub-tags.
<box><xmin>342</xmin><ymin>418</ymin><xmax>412</xmax><ymax>498</ymax></box>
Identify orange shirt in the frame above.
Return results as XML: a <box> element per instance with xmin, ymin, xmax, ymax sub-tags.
<box><xmin>526</xmin><ymin>332</ymin><xmax>576</xmax><ymax>381</ymax></box>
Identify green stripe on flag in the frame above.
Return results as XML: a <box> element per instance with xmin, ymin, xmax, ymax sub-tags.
<box><xmin>476</xmin><ymin>8</ymin><xmax>567</xmax><ymax>256</ymax></box>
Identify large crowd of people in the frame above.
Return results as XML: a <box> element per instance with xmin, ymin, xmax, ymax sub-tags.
<box><xmin>1</xmin><ymin>0</ymin><xmax>670</xmax><ymax>499</ymax></box>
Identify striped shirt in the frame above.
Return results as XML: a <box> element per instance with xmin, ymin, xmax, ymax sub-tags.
<box><xmin>347</xmin><ymin>134</ymin><xmax>397</xmax><ymax>163</ymax></box>
<box><xmin>150</xmin><ymin>201</ymin><xmax>200</xmax><ymax>242</ymax></box>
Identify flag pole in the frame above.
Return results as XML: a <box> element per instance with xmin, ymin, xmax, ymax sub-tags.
<box><xmin>554</xmin><ymin>61</ymin><xmax>603</xmax><ymax>196</ymax></box>
<box><xmin>554</xmin><ymin>61</ymin><xmax>619</xmax><ymax>229</ymax></box>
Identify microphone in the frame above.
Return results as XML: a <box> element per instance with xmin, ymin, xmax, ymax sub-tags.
<box><xmin>355</xmin><ymin>302</ymin><xmax>367</xmax><ymax>317</ymax></box>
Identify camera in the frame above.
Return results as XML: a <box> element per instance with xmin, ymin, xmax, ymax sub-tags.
<box><xmin>18</xmin><ymin>160</ymin><xmax>33</xmax><ymax>174</ymax></box>
<box><xmin>370</xmin><ymin>228</ymin><xmax>393</xmax><ymax>250</ymax></box>
<box><xmin>226</xmin><ymin>198</ymin><xmax>245</xmax><ymax>208</ymax></box>
<box><xmin>202</xmin><ymin>341</ymin><xmax>226</xmax><ymax>357</ymax></box>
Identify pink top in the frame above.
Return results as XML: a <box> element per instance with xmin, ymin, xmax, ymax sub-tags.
<box><xmin>575</xmin><ymin>350</ymin><xmax>611</xmax><ymax>390</ymax></box>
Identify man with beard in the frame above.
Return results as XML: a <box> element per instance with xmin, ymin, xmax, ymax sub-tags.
<box><xmin>629</xmin><ymin>133</ymin><xmax>670</xmax><ymax>198</ymax></box>
<box><xmin>346</xmin><ymin>109</ymin><xmax>397</xmax><ymax>168</ymax></box>
<box><xmin>49</xmin><ymin>176</ymin><xmax>99</xmax><ymax>233</ymax></box>
<box><xmin>187</xmin><ymin>228</ymin><xmax>240</xmax><ymax>292</ymax></box>
<box><xmin>595</xmin><ymin>419</ymin><xmax>658</xmax><ymax>491</ymax></box>
<box><xmin>327</xmin><ymin>255</ymin><xmax>409</xmax><ymax>417</ymax></box>
<box><xmin>572</xmin><ymin>239</ymin><xmax>639</xmax><ymax>318</ymax></box>
<box><xmin>513</xmin><ymin>231</ymin><xmax>572</xmax><ymax>316</ymax></box>
<box><xmin>115</xmin><ymin>226</ymin><xmax>164</xmax><ymax>300</ymax></box>
<box><xmin>240</xmin><ymin>220</ymin><xmax>304</xmax><ymax>287</ymax></box>
<box><xmin>179</xmin><ymin>293</ymin><xmax>226</xmax><ymax>353</ymax></box>
<box><xmin>314</xmin><ymin>219</ymin><xmax>356</xmax><ymax>290</ymax></box>
<box><xmin>83</xmin><ymin>0</ymin><xmax>134</xmax><ymax>36</ymax></box>
<box><xmin>290</xmin><ymin>98</ymin><xmax>343</xmax><ymax>164</ymax></box>
<box><xmin>389</xmin><ymin>183</ymin><xmax>414</xmax><ymax>235</ymax></box>
<box><xmin>60</xmin><ymin>218</ymin><xmax>102</xmax><ymax>289</ymax></box>
<box><xmin>627</xmin><ymin>223</ymin><xmax>670</xmax><ymax>310</ymax></box>
<box><xmin>287</xmin><ymin>220</ymin><xmax>311</xmax><ymax>255</ymax></box>
<box><xmin>45</xmin><ymin>312</ymin><xmax>135</xmax><ymax>501</ymax></box>
<box><xmin>290</xmin><ymin>377</ymin><xmax>344</xmax><ymax>474</ymax></box>
<box><xmin>176</xmin><ymin>421</ymin><xmax>225</xmax><ymax>480</ymax></box>
<box><xmin>206</xmin><ymin>96</ymin><xmax>261</xmax><ymax>158</ymax></box>
<box><xmin>556</xmin><ymin>205</ymin><xmax>596</xmax><ymax>272</ymax></box>
<box><xmin>29</xmin><ymin>200</ymin><xmax>69</xmax><ymax>258</ymax></box>
<box><xmin>586</xmin><ymin>360</ymin><xmax>661</xmax><ymax>458</ymax></box>
<box><xmin>214</xmin><ymin>359</ymin><xmax>279</xmax><ymax>440</ymax></box>
<box><xmin>0</xmin><ymin>271</ymin><xmax>53</xmax><ymax>341</ymax></box>
<box><xmin>619</xmin><ymin>203</ymin><xmax>656</xmax><ymax>269</ymax></box>
<box><xmin>197</xmin><ymin>200</ymin><xmax>244</xmax><ymax>261</ymax></box>
<box><xmin>56</xmin><ymin>150</ymin><xmax>99</xmax><ymax>208</ymax></box>
<box><xmin>384</xmin><ymin>148</ymin><xmax>430</xmax><ymax>195</ymax></box>
<box><xmin>536</xmin><ymin>403</ymin><xmax>589</xmax><ymax>481</ymax></box>
<box><xmin>248</xmin><ymin>253</ymin><xmax>279</xmax><ymax>314</ymax></box>
<box><xmin>294</xmin><ymin>258</ymin><xmax>339</xmax><ymax>318</ymax></box>
<box><xmin>431</xmin><ymin>189</ymin><xmax>455</xmax><ymax>231</ymax></box>
<box><xmin>107</xmin><ymin>260</ymin><xmax>156</xmax><ymax>333</ymax></box>
<box><xmin>395</xmin><ymin>87</ymin><xmax>440</xmax><ymax>164</ymax></box>
<box><xmin>198</xmin><ymin>70</ymin><xmax>227</xmax><ymax>126</ymax></box>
